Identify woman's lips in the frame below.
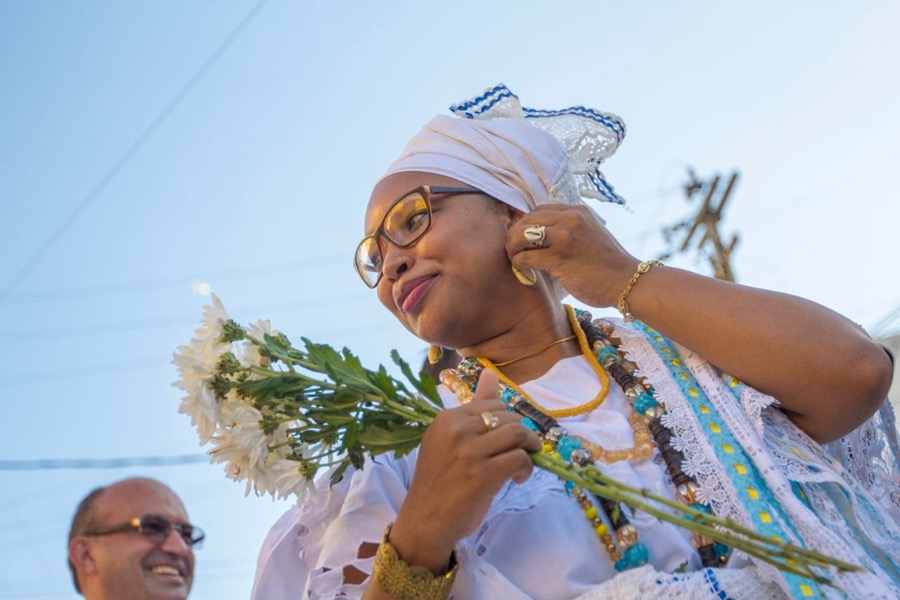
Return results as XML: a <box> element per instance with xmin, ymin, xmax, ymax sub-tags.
<box><xmin>396</xmin><ymin>276</ymin><xmax>435</xmax><ymax>314</ymax></box>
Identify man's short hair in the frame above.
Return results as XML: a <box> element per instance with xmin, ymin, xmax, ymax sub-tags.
<box><xmin>67</xmin><ymin>486</ymin><xmax>107</xmax><ymax>593</ymax></box>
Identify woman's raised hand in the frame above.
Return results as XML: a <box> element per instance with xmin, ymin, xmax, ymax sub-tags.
<box><xmin>507</xmin><ymin>204</ymin><xmax>638</xmax><ymax>308</ymax></box>
<box><xmin>504</xmin><ymin>205</ymin><xmax>892</xmax><ymax>444</ymax></box>
<box><xmin>386</xmin><ymin>369</ymin><xmax>542</xmax><ymax>573</ymax></box>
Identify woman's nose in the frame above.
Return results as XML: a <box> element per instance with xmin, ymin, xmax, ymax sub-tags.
<box><xmin>380</xmin><ymin>239</ymin><xmax>414</xmax><ymax>281</ymax></box>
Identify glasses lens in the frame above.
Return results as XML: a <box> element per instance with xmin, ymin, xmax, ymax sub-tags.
<box><xmin>187</xmin><ymin>526</ymin><xmax>205</xmax><ymax>548</ymax></box>
<box><xmin>178</xmin><ymin>524</ymin><xmax>200</xmax><ymax>546</ymax></box>
<box><xmin>139</xmin><ymin>516</ymin><xmax>171</xmax><ymax>543</ymax></box>
<box><xmin>354</xmin><ymin>238</ymin><xmax>382</xmax><ymax>288</ymax></box>
<box><xmin>353</xmin><ymin>189</ymin><xmax>432</xmax><ymax>288</ymax></box>
<box><xmin>383</xmin><ymin>192</ymin><xmax>429</xmax><ymax>246</ymax></box>
<box><xmin>139</xmin><ymin>516</ymin><xmax>204</xmax><ymax>547</ymax></box>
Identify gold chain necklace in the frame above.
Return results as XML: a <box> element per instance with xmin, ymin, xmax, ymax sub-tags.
<box><xmin>477</xmin><ymin>305</ymin><xmax>610</xmax><ymax>418</ymax></box>
<box><xmin>492</xmin><ymin>334</ymin><xmax>577</xmax><ymax>367</ymax></box>
<box><xmin>475</xmin><ymin>306</ymin><xmax>652</xmax><ymax>462</ymax></box>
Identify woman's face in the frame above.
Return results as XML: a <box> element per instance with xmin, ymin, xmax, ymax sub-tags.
<box><xmin>365</xmin><ymin>172</ymin><xmax>529</xmax><ymax>348</ymax></box>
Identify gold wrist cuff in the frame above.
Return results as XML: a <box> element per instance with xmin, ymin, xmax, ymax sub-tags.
<box><xmin>373</xmin><ymin>523</ymin><xmax>458</xmax><ymax>600</ymax></box>
<box><xmin>617</xmin><ymin>260</ymin><xmax>661</xmax><ymax>322</ymax></box>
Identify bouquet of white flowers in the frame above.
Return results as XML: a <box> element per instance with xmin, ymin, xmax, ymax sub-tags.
<box><xmin>173</xmin><ymin>295</ymin><xmax>860</xmax><ymax>587</ymax></box>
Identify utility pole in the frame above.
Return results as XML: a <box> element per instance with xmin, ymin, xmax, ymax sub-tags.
<box><xmin>659</xmin><ymin>169</ymin><xmax>741</xmax><ymax>282</ymax></box>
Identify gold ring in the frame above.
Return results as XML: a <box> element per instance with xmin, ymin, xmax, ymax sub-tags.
<box><xmin>523</xmin><ymin>224</ymin><xmax>547</xmax><ymax>248</ymax></box>
<box><xmin>480</xmin><ymin>411</ymin><xmax>501</xmax><ymax>432</ymax></box>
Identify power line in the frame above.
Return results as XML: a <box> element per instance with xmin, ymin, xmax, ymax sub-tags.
<box><xmin>0</xmin><ymin>356</ymin><xmax>167</xmax><ymax>386</ymax></box>
<box><xmin>0</xmin><ymin>292</ymin><xmax>367</xmax><ymax>344</ymax></box>
<box><xmin>0</xmin><ymin>0</ymin><xmax>272</xmax><ymax>302</ymax></box>
<box><xmin>0</xmin><ymin>454</ymin><xmax>208</xmax><ymax>471</ymax></box>
<box><xmin>0</xmin><ymin>253</ymin><xmax>345</xmax><ymax>305</ymax></box>
<box><xmin>0</xmin><ymin>316</ymin><xmax>403</xmax><ymax>386</ymax></box>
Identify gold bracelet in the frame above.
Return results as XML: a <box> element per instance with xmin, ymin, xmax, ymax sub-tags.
<box><xmin>616</xmin><ymin>260</ymin><xmax>661</xmax><ymax>322</ymax></box>
<box><xmin>372</xmin><ymin>523</ymin><xmax>458</xmax><ymax>600</ymax></box>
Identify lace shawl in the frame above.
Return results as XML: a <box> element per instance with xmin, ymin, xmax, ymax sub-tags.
<box><xmin>613</xmin><ymin>318</ymin><xmax>900</xmax><ymax>599</ymax></box>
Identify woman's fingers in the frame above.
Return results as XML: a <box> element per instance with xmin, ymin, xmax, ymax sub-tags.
<box><xmin>392</xmin><ymin>365</ymin><xmax>542</xmax><ymax>560</ymax></box>
<box><xmin>468</xmin><ymin>368</ymin><xmax>541</xmax><ymax>451</ymax></box>
<box><xmin>472</xmin><ymin>367</ymin><xmax>500</xmax><ymax>401</ymax></box>
<box><xmin>462</xmin><ymin>441</ymin><xmax>537</xmax><ymax>486</ymax></box>
<box><xmin>507</xmin><ymin>204</ymin><xmax>637</xmax><ymax>307</ymax></box>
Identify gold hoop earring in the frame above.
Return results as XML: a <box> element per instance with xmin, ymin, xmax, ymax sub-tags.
<box><xmin>427</xmin><ymin>345</ymin><xmax>444</xmax><ymax>365</ymax></box>
<box><xmin>511</xmin><ymin>266</ymin><xmax>537</xmax><ymax>286</ymax></box>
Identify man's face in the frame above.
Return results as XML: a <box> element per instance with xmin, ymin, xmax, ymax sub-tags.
<box><xmin>81</xmin><ymin>480</ymin><xmax>195</xmax><ymax>599</ymax></box>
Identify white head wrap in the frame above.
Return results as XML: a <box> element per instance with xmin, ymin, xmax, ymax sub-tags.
<box><xmin>377</xmin><ymin>84</ymin><xmax>627</xmax><ymax>213</ymax></box>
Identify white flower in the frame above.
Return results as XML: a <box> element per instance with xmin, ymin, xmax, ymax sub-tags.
<box><xmin>246</xmin><ymin>318</ymin><xmax>272</xmax><ymax>341</ymax></box>
<box><xmin>210</xmin><ymin>402</ymin><xmax>282</xmax><ymax>496</ymax></box>
<box><xmin>236</xmin><ymin>318</ymin><xmax>276</xmax><ymax>368</ymax></box>
<box><xmin>267</xmin><ymin>457</ymin><xmax>317</xmax><ymax>503</ymax></box>
<box><xmin>178</xmin><ymin>381</ymin><xmax>219</xmax><ymax>445</ymax></box>
<box><xmin>235</xmin><ymin>343</ymin><xmax>262</xmax><ymax>369</ymax></box>
<box><xmin>177</xmin><ymin>297</ymin><xmax>330</xmax><ymax>502</ymax></box>
<box><xmin>196</xmin><ymin>294</ymin><xmax>230</xmax><ymax>343</ymax></box>
<box><xmin>172</xmin><ymin>343</ymin><xmax>222</xmax><ymax>445</ymax></box>
<box><xmin>189</xmin><ymin>294</ymin><xmax>235</xmax><ymax>364</ymax></box>
<box><xmin>220</xmin><ymin>403</ymin><xmax>268</xmax><ymax>461</ymax></box>
<box><xmin>172</xmin><ymin>294</ymin><xmax>241</xmax><ymax>444</ymax></box>
<box><xmin>208</xmin><ymin>434</ymin><xmax>254</xmax><ymax>493</ymax></box>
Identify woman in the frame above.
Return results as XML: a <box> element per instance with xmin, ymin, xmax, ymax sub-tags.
<box><xmin>252</xmin><ymin>85</ymin><xmax>900</xmax><ymax>599</ymax></box>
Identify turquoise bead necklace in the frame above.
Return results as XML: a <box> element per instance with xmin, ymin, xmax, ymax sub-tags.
<box><xmin>444</xmin><ymin>306</ymin><xmax>729</xmax><ymax>572</ymax></box>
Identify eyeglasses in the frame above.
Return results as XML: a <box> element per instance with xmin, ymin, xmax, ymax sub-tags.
<box><xmin>354</xmin><ymin>186</ymin><xmax>481</xmax><ymax>288</ymax></box>
<box><xmin>85</xmin><ymin>514</ymin><xmax>205</xmax><ymax>549</ymax></box>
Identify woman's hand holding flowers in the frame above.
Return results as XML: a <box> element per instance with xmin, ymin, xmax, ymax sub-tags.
<box><xmin>387</xmin><ymin>369</ymin><xmax>543</xmax><ymax>574</ymax></box>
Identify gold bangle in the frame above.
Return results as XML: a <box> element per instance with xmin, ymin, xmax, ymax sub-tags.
<box><xmin>372</xmin><ymin>523</ymin><xmax>458</xmax><ymax>600</ymax></box>
<box><xmin>616</xmin><ymin>260</ymin><xmax>661</xmax><ymax>322</ymax></box>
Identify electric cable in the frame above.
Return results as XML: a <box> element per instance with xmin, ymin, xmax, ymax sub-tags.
<box><xmin>0</xmin><ymin>0</ymin><xmax>272</xmax><ymax>302</ymax></box>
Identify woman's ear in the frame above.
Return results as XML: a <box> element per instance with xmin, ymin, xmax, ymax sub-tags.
<box><xmin>503</xmin><ymin>204</ymin><xmax>526</xmax><ymax>228</ymax></box>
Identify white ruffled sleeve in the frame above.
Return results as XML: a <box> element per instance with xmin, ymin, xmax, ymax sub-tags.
<box><xmin>251</xmin><ymin>449</ymin><xmax>534</xmax><ymax>599</ymax></box>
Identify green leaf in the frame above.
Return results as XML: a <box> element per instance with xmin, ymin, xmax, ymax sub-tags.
<box><xmin>347</xmin><ymin>447</ymin><xmax>365</xmax><ymax>470</ymax></box>
<box><xmin>368</xmin><ymin>365</ymin><xmax>401</xmax><ymax>400</ymax></box>
<box><xmin>357</xmin><ymin>423</ymin><xmax>425</xmax><ymax>451</ymax></box>
<box><xmin>416</xmin><ymin>371</ymin><xmax>442</xmax><ymax>407</ymax></box>
<box><xmin>391</xmin><ymin>349</ymin><xmax>442</xmax><ymax>407</ymax></box>
<box><xmin>331</xmin><ymin>461</ymin><xmax>351</xmax><ymax>486</ymax></box>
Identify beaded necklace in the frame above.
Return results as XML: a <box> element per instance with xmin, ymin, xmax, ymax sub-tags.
<box><xmin>478</xmin><ymin>306</ymin><xmax>652</xmax><ymax>461</ymax></box>
<box><xmin>441</xmin><ymin>306</ymin><xmax>729</xmax><ymax>572</ymax></box>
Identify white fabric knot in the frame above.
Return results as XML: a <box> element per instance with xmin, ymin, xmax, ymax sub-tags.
<box><xmin>449</xmin><ymin>83</ymin><xmax>627</xmax><ymax>206</ymax></box>
<box><xmin>379</xmin><ymin>83</ymin><xmax>627</xmax><ymax>214</ymax></box>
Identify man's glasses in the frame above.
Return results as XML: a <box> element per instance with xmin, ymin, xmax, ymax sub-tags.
<box><xmin>354</xmin><ymin>186</ymin><xmax>481</xmax><ymax>288</ymax></box>
<box><xmin>85</xmin><ymin>514</ymin><xmax>205</xmax><ymax>548</ymax></box>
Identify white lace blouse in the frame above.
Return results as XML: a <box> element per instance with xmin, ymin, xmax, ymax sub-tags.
<box><xmin>251</xmin><ymin>319</ymin><xmax>900</xmax><ymax>600</ymax></box>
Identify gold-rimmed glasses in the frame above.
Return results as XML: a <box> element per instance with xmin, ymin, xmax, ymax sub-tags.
<box><xmin>85</xmin><ymin>514</ymin><xmax>205</xmax><ymax>548</ymax></box>
<box><xmin>354</xmin><ymin>186</ymin><xmax>480</xmax><ymax>288</ymax></box>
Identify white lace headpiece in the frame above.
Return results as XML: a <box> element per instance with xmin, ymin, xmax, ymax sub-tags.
<box><xmin>378</xmin><ymin>83</ymin><xmax>627</xmax><ymax>213</ymax></box>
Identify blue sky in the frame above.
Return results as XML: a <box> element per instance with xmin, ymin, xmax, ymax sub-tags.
<box><xmin>2</xmin><ymin>2</ymin><xmax>899</xmax><ymax>598</ymax></box>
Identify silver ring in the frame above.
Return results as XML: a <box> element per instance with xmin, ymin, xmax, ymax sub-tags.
<box><xmin>523</xmin><ymin>224</ymin><xmax>547</xmax><ymax>248</ymax></box>
<box><xmin>480</xmin><ymin>411</ymin><xmax>501</xmax><ymax>432</ymax></box>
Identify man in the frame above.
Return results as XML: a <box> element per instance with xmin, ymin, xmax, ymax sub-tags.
<box><xmin>67</xmin><ymin>477</ymin><xmax>201</xmax><ymax>599</ymax></box>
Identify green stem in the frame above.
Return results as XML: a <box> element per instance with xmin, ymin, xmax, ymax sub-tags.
<box><xmin>376</xmin><ymin>395</ymin><xmax>439</xmax><ymax>424</ymax></box>
<box><xmin>245</xmin><ymin>366</ymin><xmax>339</xmax><ymax>389</ymax></box>
<box><xmin>532</xmin><ymin>453</ymin><xmax>860</xmax><ymax>580</ymax></box>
